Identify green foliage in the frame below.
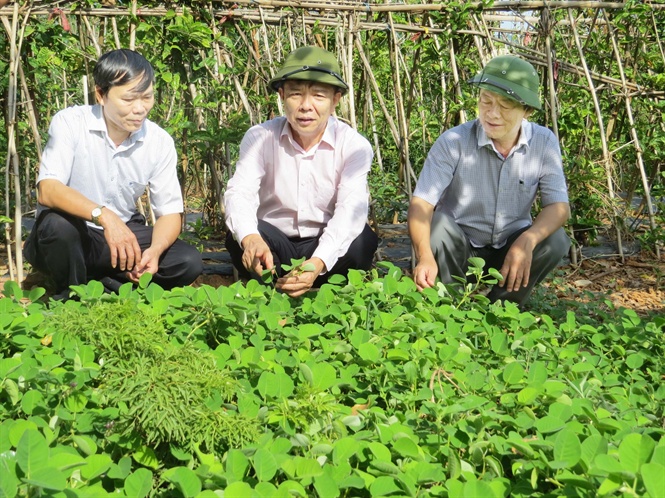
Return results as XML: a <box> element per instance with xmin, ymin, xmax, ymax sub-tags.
<box><xmin>2</xmin><ymin>267</ymin><xmax>663</xmax><ymax>496</ymax></box>
<box><xmin>369</xmin><ymin>169</ymin><xmax>409</xmax><ymax>224</ymax></box>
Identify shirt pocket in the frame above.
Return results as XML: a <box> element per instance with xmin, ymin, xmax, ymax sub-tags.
<box><xmin>311</xmin><ymin>183</ymin><xmax>337</xmax><ymax>216</ymax></box>
<box><xmin>518</xmin><ymin>177</ymin><xmax>538</xmax><ymax>198</ymax></box>
<box><xmin>122</xmin><ymin>181</ymin><xmax>148</xmax><ymax>205</ymax></box>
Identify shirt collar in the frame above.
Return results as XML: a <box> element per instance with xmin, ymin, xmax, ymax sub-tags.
<box><xmin>476</xmin><ymin>118</ymin><xmax>532</xmax><ymax>152</ymax></box>
<box><xmin>90</xmin><ymin>104</ymin><xmax>147</xmax><ymax>146</ymax></box>
<box><xmin>280</xmin><ymin>116</ymin><xmax>337</xmax><ymax>153</ymax></box>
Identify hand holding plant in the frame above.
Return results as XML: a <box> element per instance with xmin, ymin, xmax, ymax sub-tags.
<box><xmin>276</xmin><ymin>257</ymin><xmax>324</xmax><ymax>297</ymax></box>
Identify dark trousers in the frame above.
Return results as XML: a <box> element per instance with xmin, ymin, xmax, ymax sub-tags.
<box><xmin>24</xmin><ymin>209</ymin><xmax>203</xmax><ymax>297</ymax></box>
<box><xmin>225</xmin><ymin>220</ymin><xmax>378</xmax><ymax>287</ymax></box>
<box><xmin>430</xmin><ymin>212</ymin><xmax>571</xmax><ymax>307</ymax></box>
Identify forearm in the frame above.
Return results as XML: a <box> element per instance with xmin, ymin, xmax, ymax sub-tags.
<box><xmin>520</xmin><ymin>202</ymin><xmax>570</xmax><ymax>247</ymax></box>
<box><xmin>150</xmin><ymin>213</ymin><xmax>182</xmax><ymax>255</ymax></box>
<box><xmin>407</xmin><ymin>197</ymin><xmax>436</xmax><ymax>262</ymax></box>
<box><xmin>37</xmin><ymin>179</ymin><xmax>100</xmax><ymax>222</ymax></box>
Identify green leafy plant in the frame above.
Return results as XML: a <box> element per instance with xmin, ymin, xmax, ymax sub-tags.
<box><xmin>1</xmin><ymin>262</ymin><xmax>663</xmax><ymax>497</ymax></box>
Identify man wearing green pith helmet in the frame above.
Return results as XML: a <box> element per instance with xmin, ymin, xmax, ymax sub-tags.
<box><xmin>224</xmin><ymin>46</ymin><xmax>378</xmax><ymax>297</ymax></box>
<box><xmin>408</xmin><ymin>54</ymin><xmax>571</xmax><ymax>307</ymax></box>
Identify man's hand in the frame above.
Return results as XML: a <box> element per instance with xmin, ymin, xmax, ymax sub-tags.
<box><xmin>407</xmin><ymin>196</ymin><xmax>437</xmax><ymax>292</ymax></box>
<box><xmin>126</xmin><ymin>246</ymin><xmax>160</xmax><ymax>283</ymax></box>
<box><xmin>241</xmin><ymin>234</ymin><xmax>275</xmax><ymax>275</ymax></box>
<box><xmin>99</xmin><ymin>210</ymin><xmax>142</xmax><ymax>271</ymax></box>
<box><xmin>498</xmin><ymin>233</ymin><xmax>536</xmax><ymax>292</ymax></box>
<box><xmin>413</xmin><ymin>255</ymin><xmax>438</xmax><ymax>291</ymax></box>
<box><xmin>276</xmin><ymin>258</ymin><xmax>325</xmax><ymax>298</ymax></box>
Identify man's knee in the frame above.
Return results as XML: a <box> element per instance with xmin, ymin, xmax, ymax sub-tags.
<box><xmin>430</xmin><ymin>212</ymin><xmax>468</xmax><ymax>252</ymax></box>
<box><xmin>173</xmin><ymin>244</ymin><xmax>203</xmax><ymax>285</ymax></box>
<box><xmin>429</xmin><ymin>212</ymin><xmax>470</xmax><ymax>281</ymax></box>
<box><xmin>37</xmin><ymin>211</ymin><xmax>82</xmax><ymax>243</ymax></box>
<box><xmin>347</xmin><ymin>225</ymin><xmax>378</xmax><ymax>270</ymax></box>
<box><xmin>536</xmin><ymin>228</ymin><xmax>571</xmax><ymax>267</ymax></box>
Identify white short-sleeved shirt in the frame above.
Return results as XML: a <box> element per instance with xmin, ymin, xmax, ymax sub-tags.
<box><xmin>413</xmin><ymin>119</ymin><xmax>569</xmax><ymax>248</ymax></box>
<box><xmin>223</xmin><ymin>116</ymin><xmax>373</xmax><ymax>272</ymax></box>
<box><xmin>37</xmin><ymin>104</ymin><xmax>183</xmax><ymax>226</ymax></box>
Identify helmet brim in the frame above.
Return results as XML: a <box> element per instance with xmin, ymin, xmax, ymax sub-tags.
<box><xmin>468</xmin><ymin>74</ymin><xmax>542</xmax><ymax>110</ymax></box>
<box><xmin>268</xmin><ymin>66</ymin><xmax>348</xmax><ymax>95</ymax></box>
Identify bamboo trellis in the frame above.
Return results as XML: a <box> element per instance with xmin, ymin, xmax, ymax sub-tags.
<box><xmin>2</xmin><ymin>0</ymin><xmax>664</xmax><ymax>288</ymax></box>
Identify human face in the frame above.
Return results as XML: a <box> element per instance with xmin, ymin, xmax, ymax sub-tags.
<box><xmin>278</xmin><ymin>80</ymin><xmax>341</xmax><ymax>151</ymax></box>
<box><xmin>478</xmin><ymin>89</ymin><xmax>530</xmax><ymax>152</ymax></box>
<box><xmin>96</xmin><ymin>76</ymin><xmax>155</xmax><ymax>145</ymax></box>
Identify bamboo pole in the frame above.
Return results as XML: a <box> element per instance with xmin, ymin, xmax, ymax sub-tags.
<box><xmin>540</xmin><ymin>9</ymin><xmax>575</xmax><ymax>265</ymax></box>
<box><xmin>568</xmin><ymin>8</ymin><xmax>624</xmax><ymax>262</ymax></box>
<box><xmin>0</xmin><ymin>2</ymin><xmax>649</xmax><ymax>18</ymax></box>
<box><xmin>129</xmin><ymin>0</ymin><xmax>137</xmax><ymax>50</ymax></box>
<box><xmin>471</xmin><ymin>13</ymin><xmax>490</xmax><ymax>62</ymax></box>
<box><xmin>345</xmin><ymin>14</ymin><xmax>357</xmax><ymax>129</ymax></box>
<box><xmin>388</xmin><ymin>13</ymin><xmax>416</xmax><ymax>188</ymax></box>
<box><xmin>18</xmin><ymin>62</ymin><xmax>42</xmax><ymax>163</ymax></box>
<box><xmin>354</xmin><ymin>37</ymin><xmax>401</xmax><ymax>153</ymax></box>
<box><xmin>604</xmin><ymin>10</ymin><xmax>659</xmax><ymax>259</ymax></box>
<box><xmin>447</xmin><ymin>28</ymin><xmax>467</xmax><ymax>124</ymax></box>
<box><xmin>82</xmin><ymin>15</ymin><xmax>102</xmax><ymax>56</ymax></box>
<box><xmin>111</xmin><ymin>16</ymin><xmax>121</xmax><ymax>48</ymax></box>
<box><xmin>2</xmin><ymin>3</ymin><xmax>30</xmax><ymax>284</ymax></box>
<box><xmin>425</xmin><ymin>19</ymin><xmax>449</xmax><ymax>130</ymax></box>
<box><xmin>649</xmin><ymin>8</ymin><xmax>665</xmax><ymax>67</ymax></box>
<box><xmin>541</xmin><ymin>8</ymin><xmax>559</xmax><ymax>139</ymax></box>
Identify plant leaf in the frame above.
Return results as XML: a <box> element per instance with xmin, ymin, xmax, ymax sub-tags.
<box><xmin>252</xmin><ymin>448</ymin><xmax>278</xmax><ymax>482</ymax></box>
<box><xmin>641</xmin><ymin>462</ymin><xmax>665</xmax><ymax>498</ymax></box>
<box><xmin>553</xmin><ymin>429</ymin><xmax>581</xmax><ymax>468</ymax></box>
<box><xmin>123</xmin><ymin>468</ymin><xmax>153</xmax><ymax>498</ymax></box>
<box><xmin>16</xmin><ymin>429</ymin><xmax>48</xmax><ymax>476</ymax></box>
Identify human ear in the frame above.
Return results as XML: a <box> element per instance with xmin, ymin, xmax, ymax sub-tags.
<box><xmin>94</xmin><ymin>86</ymin><xmax>105</xmax><ymax>105</ymax></box>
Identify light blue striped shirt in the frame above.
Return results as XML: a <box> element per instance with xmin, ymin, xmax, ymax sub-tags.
<box><xmin>413</xmin><ymin>119</ymin><xmax>568</xmax><ymax>247</ymax></box>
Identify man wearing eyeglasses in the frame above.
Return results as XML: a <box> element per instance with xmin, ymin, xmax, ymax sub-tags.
<box><xmin>408</xmin><ymin>55</ymin><xmax>570</xmax><ymax>307</ymax></box>
<box><xmin>224</xmin><ymin>46</ymin><xmax>378</xmax><ymax>297</ymax></box>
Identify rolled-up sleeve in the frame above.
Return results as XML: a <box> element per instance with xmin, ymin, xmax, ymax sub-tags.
<box><xmin>312</xmin><ymin>136</ymin><xmax>373</xmax><ymax>271</ymax></box>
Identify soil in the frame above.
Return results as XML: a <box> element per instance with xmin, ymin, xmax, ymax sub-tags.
<box><xmin>3</xmin><ymin>224</ymin><xmax>664</xmax><ymax>316</ymax></box>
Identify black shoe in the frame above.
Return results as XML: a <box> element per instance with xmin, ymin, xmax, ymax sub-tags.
<box><xmin>100</xmin><ymin>276</ymin><xmax>124</xmax><ymax>294</ymax></box>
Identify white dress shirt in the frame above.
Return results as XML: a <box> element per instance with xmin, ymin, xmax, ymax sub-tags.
<box><xmin>37</xmin><ymin>104</ymin><xmax>184</xmax><ymax>226</ymax></box>
<box><xmin>224</xmin><ymin>116</ymin><xmax>373</xmax><ymax>272</ymax></box>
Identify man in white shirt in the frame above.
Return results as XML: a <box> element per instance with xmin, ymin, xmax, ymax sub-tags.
<box><xmin>24</xmin><ymin>49</ymin><xmax>202</xmax><ymax>300</ymax></box>
<box><xmin>224</xmin><ymin>46</ymin><xmax>378</xmax><ymax>297</ymax></box>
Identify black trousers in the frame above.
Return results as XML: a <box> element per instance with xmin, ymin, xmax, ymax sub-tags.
<box><xmin>24</xmin><ymin>209</ymin><xmax>203</xmax><ymax>297</ymax></box>
<box><xmin>225</xmin><ymin>220</ymin><xmax>378</xmax><ymax>287</ymax></box>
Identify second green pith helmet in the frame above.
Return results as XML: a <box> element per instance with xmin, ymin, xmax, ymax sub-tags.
<box><xmin>268</xmin><ymin>46</ymin><xmax>348</xmax><ymax>95</ymax></box>
<box><xmin>468</xmin><ymin>55</ymin><xmax>542</xmax><ymax>110</ymax></box>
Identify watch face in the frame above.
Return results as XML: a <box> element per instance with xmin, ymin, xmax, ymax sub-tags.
<box><xmin>92</xmin><ymin>208</ymin><xmax>102</xmax><ymax>218</ymax></box>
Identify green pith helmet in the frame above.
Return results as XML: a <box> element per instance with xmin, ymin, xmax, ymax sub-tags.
<box><xmin>268</xmin><ymin>46</ymin><xmax>348</xmax><ymax>95</ymax></box>
<box><xmin>468</xmin><ymin>55</ymin><xmax>542</xmax><ymax>110</ymax></box>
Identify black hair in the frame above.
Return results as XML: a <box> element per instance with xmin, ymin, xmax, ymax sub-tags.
<box><xmin>93</xmin><ymin>49</ymin><xmax>154</xmax><ymax>97</ymax></box>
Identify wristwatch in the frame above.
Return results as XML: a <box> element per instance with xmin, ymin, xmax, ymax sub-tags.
<box><xmin>91</xmin><ymin>205</ymin><xmax>105</xmax><ymax>226</ymax></box>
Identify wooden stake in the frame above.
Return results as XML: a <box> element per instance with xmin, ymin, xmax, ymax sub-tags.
<box><xmin>604</xmin><ymin>10</ymin><xmax>659</xmax><ymax>259</ymax></box>
<box><xmin>568</xmin><ymin>8</ymin><xmax>624</xmax><ymax>262</ymax></box>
